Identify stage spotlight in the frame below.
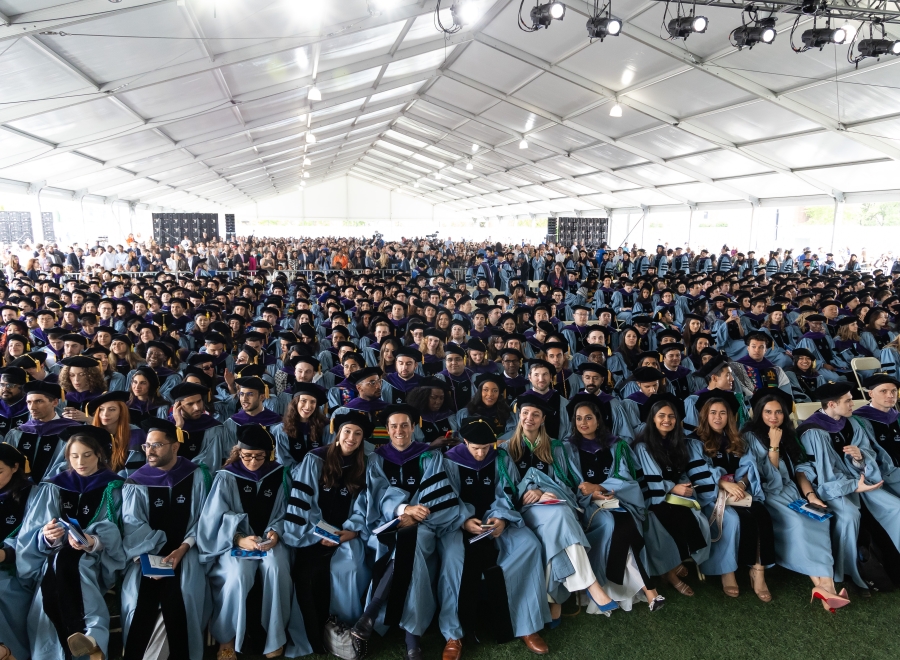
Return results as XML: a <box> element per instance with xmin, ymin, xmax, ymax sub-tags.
<box><xmin>801</xmin><ymin>26</ymin><xmax>846</xmax><ymax>49</ymax></box>
<box><xmin>733</xmin><ymin>17</ymin><xmax>777</xmax><ymax>50</ymax></box>
<box><xmin>586</xmin><ymin>15</ymin><xmax>621</xmax><ymax>40</ymax></box>
<box><xmin>857</xmin><ymin>38</ymin><xmax>900</xmax><ymax>58</ymax></box>
<box><xmin>667</xmin><ymin>15</ymin><xmax>707</xmax><ymax>40</ymax></box>
<box><xmin>451</xmin><ymin>1</ymin><xmax>481</xmax><ymax>27</ymax></box>
<box><xmin>530</xmin><ymin>2</ymin><xmax>565</xmax><ymax>29</ymax></box>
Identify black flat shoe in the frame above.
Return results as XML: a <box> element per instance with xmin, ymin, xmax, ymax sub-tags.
<box><xmin>350</xmin><ymin>615</ymin><xmax>375</xmax><ymax>641</ymax></box>
<box><xmin>406</xmin><ymin>648</ymin><xmax>423</xmax><ymax>660</ymax></box>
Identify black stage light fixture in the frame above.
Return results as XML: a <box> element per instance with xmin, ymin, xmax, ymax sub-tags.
<box><xmin>857</xmin><ymin>38</ymin><xmax>900</xmax><ymax>58</ymax></box>
<box><xmin>733</xmin><ymin>17</ymin><xmax>777</xmax><ymax>50</ymax></box>
<box><xmin>530</xmin><ymin>1</ymin><xmax>566</xmax><ymax>29</ymax></box>
<box><xmin>801</xmin><ymin>26</ymin><xmax>846</xmax><ymax>49</ymax></box>
<box><xmin>586</xmin><ymin>15</ymin><xmax>622</xmax><ymax>40</ymax></box>
<box><xmin>667</xmin><ymin>14</ymin><xmax>708</xmax><ymax>40</ymax></box>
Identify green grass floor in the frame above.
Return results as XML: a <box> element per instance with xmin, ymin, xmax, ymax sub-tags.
<box><xmin>270</xmin><ymin>568</ymin><xmax>899</xmax><ymax>660</ymax></box>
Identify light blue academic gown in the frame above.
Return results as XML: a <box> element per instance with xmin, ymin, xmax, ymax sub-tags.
<box><xmin>125</xmin><ymin>368</ymin><xmax>182</xmax><ymax>403</ymax></box>
<box><xmin>633</xmin><ymin>438</ymin><xmax>712</xmax><ymax>575</ymax></box>
<box><xmin>271</xmin><ymin>422</ymin><xmax>334</xmax><ymax>473</ymax></box>
<box><xmin>501</xmin><ymin>439</ymin><xmax>592</xmax><ymax>604</ymax></box>
<box><xmin>437</xmin><ymin>448</ymin><xmax>550</xmax><ymax>640</ymax></box>
<box><xmin>120</xmin><ymin>463</ymin><xmax>211</xmax><ymax>660</ymax></box>
<box><xmin>744</xmin><ymin>431</ymin><xmax>834</xmax><ymax>578</ymax></box>
<box><xmin>16</xmin><ymin>474</ymin><xmax>125</xmax><ymax>660</ymax></box>
<box><xmin>363</xmin><ymin>445</ymin><xmax>460</xmax><ymax>637</ymax></box>
<box><xmin>800</xmin><ymin>416</ymin><xmax>900</xmax><ymax>587</ymax></box>
<box><xmin>282</xmin><ymin>450</ymin><xmax>369</xmax><ymax>656</ymax></box>
<box><xmin>696</xmin><ymin>442</ymin><xmax>769</xmax><ymax>576</ymax></box>
<box><xmin>198</xmin><ymin>462</ymin><xmax>302</xmax><ymax>656</ymax></box>
<box><xmin>568</xmin><ymin>439</ymin><xmax>648</xmax><ymax>591</ymax></box>
<box><xmin>0</xmin><ymin>484</ymin><xmax>38</xmax><ymax>660</ymax></box>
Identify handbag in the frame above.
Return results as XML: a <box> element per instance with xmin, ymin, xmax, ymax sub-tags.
<box><xmin>708</xmin><ymin>489</ymin><xmax>752</xmax><ymax>542</ymax></box>
<box><xmin>322</xmin><ymin>616</ymin><xmax>366</xmax><ymax>660</ymax></box>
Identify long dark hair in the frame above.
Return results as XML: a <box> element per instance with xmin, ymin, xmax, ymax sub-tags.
<box><xmin>635</xmin><ymin>400</ymin><xmax>689</xmax><ymax>475</ymax></box>
<box><xmin>407</xmin><ymin>385</ymin><xmax>452</xmax><ymax>414</ymax></box>
<box><xmin>616</xmin><ymin>327</ymin><xmax>641</xmax><ymax>370</ymax></box>
<box><xmin>466</xmin><ymin>385</ymin><xmax>511</xmax><ymax>426</ymax></box>
<box><xmin>282</xmin><ymin>395</ymin><xmax>327</xmax><ymax>444</ymax></box>
<box><xmin>742</xmin><ymin>394</ymin><xmax>803</xmax><ymax>466</ymax></box>
<box><xmin>568</xmin><ymin>400</ymin><xmax>614</xmax><ymax>449</ymax></box>
<box><xmin>322</xmin><ymin>434</ymin><xmax>366</xmax><ymax>495</ymax></box>
<box><xmin>0</xmin><ymin>451</ymin><xmax>29</xmax><ymax>502</ymax></box>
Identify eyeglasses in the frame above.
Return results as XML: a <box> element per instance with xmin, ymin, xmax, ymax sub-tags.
<box><xmin>240</xmin><ymin>453</ymin><xmax>266</xmax><ymax>462</ymax></box>
<box><xmin>141</xmin><ymin>442</ymin><xmax>172</xmax><ymax>450</ymax></box>
<box><xmin>0</xmin><ymin>382</ymin><xmax>20</xmax><ymax>388</ymax></box>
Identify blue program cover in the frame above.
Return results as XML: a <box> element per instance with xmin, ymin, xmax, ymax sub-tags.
<box><xmin>139</xmin><ymin>554</ymin><xmax>176</xmax><ymax>577</ymax></box>
<box><xmin>788</xmin><ymin>499</ymin><xmax>833</xmax><ymax>522</ymax></box>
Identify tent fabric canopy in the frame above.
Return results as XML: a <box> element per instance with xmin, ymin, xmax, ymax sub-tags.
<box><xmin>0</xmin><ymin>0</ymin><xmax>898</xmax><ymax>215</ymax></box>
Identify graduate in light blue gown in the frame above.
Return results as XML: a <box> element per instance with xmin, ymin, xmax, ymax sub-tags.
<box><xmin>437</xmin><ymin>418</ymin><xmax>551</xmax><ymax>658</ymax></box>
<box><xmin>564</xmin><ymin>394</ymin><xmax>664</xmax><ymax>613</ymax></box>
<box><xmin>16</xmin><ymin>428</ymin><xmax>125</xmax><ymax>660</ymax></box>
<box><xmin>120</xmin><ymin>418</ymin><xmax>212</xmax><ymax>660</ymax></box>
<box><xmin>690</xmin><ymin>390</ymin><xmax>776</xmax><ymax>601</ymax></box>
<box><xmin>632</xmin><ymin>395</ymin><xmax>712</xmax><ymax>596</ymax></box>
<box><xmin>349</xmin><ymin>404</ymin><xmax>460</xmax><ymax>660</ymax></box>
<box><xmin>500</xmin><ymin>393</ymin><xmax>619</xmax><ymax>629</ymax></box>
<box><xmin>797</xmin><ymin>382</ymin><xmax>900</xmax><ymax>592</ymax></box>
<box><xmin>199</xmin><ymin>424</ymin><xmax>304</xmax><ymax>659</ymax></box>
<box><xmin>283</xmin><ymin>412</ymin><xmax>372</xmax><ymax>656</ymax></box>
<box><xmin>0</xmin><ymin>444</ymin><xmax>38</xmax><ymax>660</ymax></box>
<box><xmin>166</xmin><ymin>382</ymin><xmax>237</xmax><ymax>471</ymax></box>
<box><xmin>4</xmin><ymin>381</ymin><xmax>84</xmax><ymax>484</ymax></box>
<box><xmin>741</xmin><ymin>390</ymin><xmax>849</xmax><ymax>611</ymax></box>
<box><xmin>83</xmin><ymin>391</ymin><xmax>147</xmax><ymax>478</ymax></box>
<box><xmin>271</xmin><ymin>383</ymin><xmax>331</xmax><ymax>472</ymax></box>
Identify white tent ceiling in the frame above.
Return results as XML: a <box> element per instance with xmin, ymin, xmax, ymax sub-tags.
<box><xmin>1</xmin><ymin>0</ymin><xmax>899</xmax><ymax>216</ymax></box>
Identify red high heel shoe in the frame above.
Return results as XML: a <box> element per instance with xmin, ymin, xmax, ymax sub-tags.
<box><xmin>811</xmin><ymin>588</ymin><xmax>850</xmax><ymax>612</ymax></box>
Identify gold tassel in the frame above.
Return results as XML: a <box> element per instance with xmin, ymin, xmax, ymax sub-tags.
<box><xmin>24</xmin><ymin>456</ymin><xmax>31</xmax><ymax>474</ymax></box>
<box><xmin>175</xmin><ymin>427</ymin><xmax>186</xmax><ymax>444</ymax></box>
<box><xmin>330</xmin><ymin>417</ymin><xmax>335</xmax><ymax>433</ymax></box>
<box><xmin>264</xmin><ymin>384</ymin><xmax>270</xmax><ymax>400</ymax></box>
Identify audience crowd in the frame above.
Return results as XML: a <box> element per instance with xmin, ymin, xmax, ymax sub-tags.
<box><xmin>2</xmin><ymin>231</ymin><xmax>900</xmax><ymax>660</ymax></box>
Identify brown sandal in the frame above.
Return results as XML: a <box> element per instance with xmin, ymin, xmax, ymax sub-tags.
<box><xmin>750</xmin><ymin>567</ymin><xmax>772</xmax><ymax>602</ymax></box>
<box><xmin>671</xmin><ymin>579</ymin><xmax>694</xmax><ymax>596</ymax></box>
<box><xmin>675</xmin><ymin>564</ymin><xmax>688</xmax><ymax>579</ymax></box>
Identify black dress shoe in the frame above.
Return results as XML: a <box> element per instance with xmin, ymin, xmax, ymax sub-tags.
<box><xmin>351</xmin><ymin>615</ymin><xmax>375</xmax><ymax>641</ymax></box>
<box><xmin>407</xmin><ymin>648</ymin><xmax>424</xmax><ymax>660</ymax></box>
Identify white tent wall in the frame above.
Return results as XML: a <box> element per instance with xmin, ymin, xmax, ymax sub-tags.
<box><xmin>231</xmin><ymin>175</ymin><xmax>548</xmax><ymax>242</ymax></box>
<box><xmin>0</xmin><ymin>188</ymin><xmax>155</xmax><ymax>247</ymax></box>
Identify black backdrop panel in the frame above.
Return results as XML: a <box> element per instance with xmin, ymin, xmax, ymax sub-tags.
<box><xmin>0</xmin><ymin>212</ymin><xmax>34</xmax><ymax>244</ymax></box>
<box><xmin>152</xmin><ymin>213</ymin><xmax>220</xmax><ymax>246</ymax></box>
<box><xmin>41</xmin><ymin>212</ymin><xmax>55</xmax><ymax>242</ymax></box>
<box><xmin>551</xmin><ymin>217</ymin><xmax>608</xmax><ymax>247</ymax></box>
<box><xmin>224</xmin><ymin>214</ymin><xmax>235</xmax><ymax>240</ymax></box>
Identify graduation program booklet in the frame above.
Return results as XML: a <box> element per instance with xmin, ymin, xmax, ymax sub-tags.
<box><xmin>58</xmin><ymin>518</ymin><xmax>91</xmax><ymax>547</ymax></box>
<box><xmin>373</xmin><ymin>517</ymin><xmax>401</xmax><ymax>535</ymax></box>
<box><xmin>788</xmin><ymin>499</ymin><xmax>833</xmax><ymax>522</ymax></box>
<box><xmin>231</xmin><ymin>548</ymin><xmax>267</xmax><ymax>559</ymax></box>
<box><xmin>140</xmin><ymin>554</ymin><xmax>175</xmax><ymax>577</ymax></box>
<box><xmin>468</xmin><ymin>528</ymin><xmax>494</xmax><ymax>544</ymax></box>
<box><xmin>313</xmin><ymin>520</ymin><xmax>343</xmax><ymax>544</ymax></box>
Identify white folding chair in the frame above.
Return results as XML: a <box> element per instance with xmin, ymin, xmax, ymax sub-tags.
<box><xmin>795</xmin><ymin>402</ymin><xmax>821</xmax><ymax>421</ymax></box>
<box><xmin>851</xmin><ymin>356</ymin><xmax>882</xmax><ymax>399</ymax></box>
